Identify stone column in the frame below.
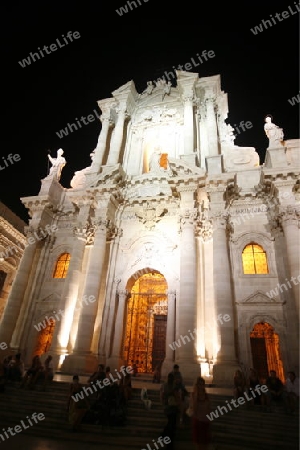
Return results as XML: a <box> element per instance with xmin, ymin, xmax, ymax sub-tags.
<box><xmin>183</xmin><ymin>95</ymin><xmax>194</xmax><ymax>156</ymax></box>
<box><xmin>107</xmin><ymin>106</ymin><xmax>127</xmax><ymax>165</ymax></box>
<box><xmin>205</xmin><ymin>94</ymin><xmax>223</xmax><ymax>174</ymax></box>
<box><xmin>162</xmin><ymin>290</ymin><xmax>176</xmax><ymax>376</ymax></box>
<box><xmin>99</xmin><ymin>277</ymin><xmax>121</xmax><ymax>361</ymax></box>
<box><xmin>61</xmin><ymin>218</ymin><xmax>109</xmax><ymax>374</ymax></box>
<box><xmin>106</xmin><ymin>289</ymin><xmax>128</xmax><ymax>370</ymax></box>
<box><xmin>211</xmin><ymin>212</ymin><xmax>239</xmax><ymax>385</ymax></box>
<box><xmin>279</xmin><ymin>207</ymin><xmax>300</xmax><ymax>319</ymax></box>
<box><xmin>90</xmin><ymin>116</ymin><xmax>112</xmax><ymax>172</ymax></box>
<box><xmin>0</xmin><ymin>231</ymin><xmax>37</xmax><ymax>346</ymax></box>
<box><xmin>177</xmin><ymin>209</ymin><xmax>200</xmax><ymax>381</ymax></box>
<box><xmin>205</xmin><ymin>96</ymin><xmax>218</xmax><ymax>157</ymax></box>
<box><xmin>50</xmin><ymin>226</ymin><xmax>87</xmax><ymax>366</ymax></box>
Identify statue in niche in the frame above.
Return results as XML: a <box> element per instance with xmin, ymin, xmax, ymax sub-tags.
<box><xmin>264</xmin><ymin>115</ymin><xmax>284</xmax><ymax>148</ymax></box>
<box><xmin>149</xmin><ymin>146</ymin><xmax>172</xmax><ymax>175</ymax></box>
<box><xmin>47</xmin><ymin>148</ymin><xmax>66</xmax><ymax>181</ymax></box>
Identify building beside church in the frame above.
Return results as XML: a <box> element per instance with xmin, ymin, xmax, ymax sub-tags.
<box><xmin>0</xmin><ymin>71</ymin><xmax>299</xmax><ymax>385</ymax></box>
<box><xmin>0</xmin><ymin>201</ymin><xmax>27</xmax><ymax>320</ymax></box>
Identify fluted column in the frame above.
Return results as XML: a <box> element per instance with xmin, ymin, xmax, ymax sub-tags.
<box><xmin>61</xmin><ymin>218</ymin><xmax>109</xmax><ymax>373</ymax></box>
<box><xmin>183</xmin><ymin>95</ymin><xmax>194</xmax><ymax>155</ymax></box>
<box><xmin>107</xmin><ymin>106</ymin><xmax>127</xmax><ymax>165</ymax></box>
<box><xmin>280</xmin><ymin>207</ymin><xmax>300</xmax><ymax>318</ymax></box>
<box><xmin>162</xmin><ymin>290</ymin><xmax>176</xmax><ymax>376</ymax></box>
<box><xmin>50</xmin><ymin>226</ymin><xmax>87</xmax><ymax>361</ymax></box>
<box><xmin>107</xmin><ymin>289</ymin><xmax>128</xmax><ymax>369</ymax></box>
<box><xmin>211</xmin><ymin>212</ymin><xmax>239</xmax><ymax>385</ymax></box>
<box><xmin>177</xmin><ymin>209</ymin><xmax>200</xmax><ymax>381</ymax></box>
<box><xmin>0</xmin><ymin>229</ymin><xmax>38</xmax><ymax>346</ymax></box>
<box><xmin>205</xmin><ymin>96</ymin><xmax>218</xmax><ymax>157</ymax></box>
<box><xmin>90</xmin><ymin>116</ymin><xmax>111</xmax><ymax>172</ymax></box>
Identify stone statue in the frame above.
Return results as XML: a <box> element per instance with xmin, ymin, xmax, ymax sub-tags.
<box><xmin>149</xmin><ymin>146</ymin><xmax>172</xmax><ymax>175</ymax></box>
<box><xmin>264</xmin><ymin>115</ymin><xmax>284</xmax><ymax>148</ymax></box>
<box><xmin>47</xmin><ymin>148</ymin><xmax>66</xmax><ymax>181</ymax></box>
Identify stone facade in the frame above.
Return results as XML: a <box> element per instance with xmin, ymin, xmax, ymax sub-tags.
<box><xmin>0</xmin><ymin>71</ymin><xmax>299</xmax><ymax>385</ymax></box>
<box><xmin>0</xmin><ymin>202</ymin><xmax>27</xmax><ymax>321</ymax></box>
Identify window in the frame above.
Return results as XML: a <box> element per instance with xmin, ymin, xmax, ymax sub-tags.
<box><xmin>53</xmin><ymin>253</ymin><xmax>70</xmax><ymax>278</ymax></box>
<box><xmin>242</xmin><ymin>244</ymin><xmax>269</xmax><ymax>274</ymax></box>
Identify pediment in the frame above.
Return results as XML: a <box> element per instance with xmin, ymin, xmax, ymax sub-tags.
<box><xmin>237</xmin><ymin>290</ymin><xmax>284</xmax><ymax>304</ymax></box>
<box><xmin>89</xmin><ymin>164</ymin><xmax>125</xmax><ymax>188</ymax></box>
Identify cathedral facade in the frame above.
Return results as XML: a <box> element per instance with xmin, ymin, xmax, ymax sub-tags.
<box><xmin>0</xmin><ymin>71</ymin><xmax>299</xmax><ymax>385</ymax></box>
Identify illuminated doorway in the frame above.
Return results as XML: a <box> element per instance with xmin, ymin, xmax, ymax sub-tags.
<box><xmin>123</xmin><ymin>273</ymin><xmax>168</xmax><ymax>373</ymax></box>
<box><xmin>250</xmin><ymin>322</ymin><xmax>284</xmax><ymax>382</ymax></box>
<box><xmin>33</xmin><ymin>319</ymin><xmax>55</xmax><ymax>356</ymax></box>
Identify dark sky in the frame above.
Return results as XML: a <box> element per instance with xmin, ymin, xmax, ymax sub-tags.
<box><xmin>0</xmin><ymin>0</ymin><xmax>299</xmax><ymax>223</ymax></box>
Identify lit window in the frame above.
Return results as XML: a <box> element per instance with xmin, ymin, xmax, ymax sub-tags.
<box><xmin>242</xmin><ymin>244</ymin><xmax>269</xmax><ymax>274</ymax></box>
<box><xmin>53</xmin><ymin>253</ymin><xmax>70</xmax><ymax>278</ymax></box>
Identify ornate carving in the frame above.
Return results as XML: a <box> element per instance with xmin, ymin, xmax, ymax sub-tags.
<box><xmin>135</xmin><ymin>203</ymin><xmax>167</xmax><ymax>230</ymax></box>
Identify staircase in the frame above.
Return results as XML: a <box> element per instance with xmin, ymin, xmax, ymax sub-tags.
<box><xmin>0</xmin><ymin>376</ymin><xmax>298</xmax><ymax>450</ymax></box>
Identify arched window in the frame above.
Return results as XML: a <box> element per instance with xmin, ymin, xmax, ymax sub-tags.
<box><xmin>242</xmin><ymin>244</ymin><xmax>269</xmax><ymax>274</ymax></box>
<box><xmin>53</xmin><ymin>253</ymin><xmax>70</xmax><ymax>278</ymax></box>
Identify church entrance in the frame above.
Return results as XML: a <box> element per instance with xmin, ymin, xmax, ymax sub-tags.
<box><xmin>33</xmin><ymin>318</ymin><xmax>55</xmax><ymax>357</ymax></box>
<box><xmin>250</xmin><ymin>322</ymin><xmax>284</xmax><ymax>382</ymax></box>
<box><xmin>123</xmin><ymin>272</ymin><xmax>168</xmax><ymax>373</ymax></box>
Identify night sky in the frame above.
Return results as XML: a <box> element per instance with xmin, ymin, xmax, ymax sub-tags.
<box><xmin>1</xmin><ymin>0</ymin><xmax>299</xmax><ymax>223</ymax></box>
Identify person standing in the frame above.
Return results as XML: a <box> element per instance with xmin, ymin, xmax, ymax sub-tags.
<box><xmin>160</xmin><ymin>372</ymin><xmax>180</xmax><ymax>449</ymax></box>
<box><xmin>190</xmin><ymin>376</ymin><xmax>212</xmax><ymax>450</ymax></box>
<box><xmin>285</xmin><ymin>371</ymin><xmax>299</xmax><ymax>414</ymax></box>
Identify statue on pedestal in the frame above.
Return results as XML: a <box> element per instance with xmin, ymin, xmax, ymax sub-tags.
<box><xmin>47</xmin><ymin>148</ymin><xmax>66</xmax><ymax>181</ymax></box>
<box><xmin>264</xmin><ymin>115</ymin><xmax>284</xmax><ymax>148</ymax></box>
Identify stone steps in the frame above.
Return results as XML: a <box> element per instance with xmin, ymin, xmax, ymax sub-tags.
<box><xmin>0</xmin><ymin>381</ymin><xmax>298</xmax><ymax>450</ymax></box>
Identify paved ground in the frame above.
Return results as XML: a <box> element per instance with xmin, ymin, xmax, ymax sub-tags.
<box><xmin>1</xmin><ymin>434</ymin><xmax>110</xmax><ymax>450</ymax></box>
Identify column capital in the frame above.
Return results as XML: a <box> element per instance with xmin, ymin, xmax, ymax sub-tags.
<box><xmin>117</xmin><ymin>289</ymin><xmax>128</xmax><ymax>298</ymax></box>
<box><xmin>209</xmin><ymin>211</ymin><xmax>229</xmax><ymax>230</ymax></box>
<box><xmin>279</xmin><ymin>206</ymin><xmax>300</xmax><ymax>228</ymax></box>
<box><xmin>180</xmin><ymin>208</ymin><xmax>198</xmax><ymax>226</ymax></box>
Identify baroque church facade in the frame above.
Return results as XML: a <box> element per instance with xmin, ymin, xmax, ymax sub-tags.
<box><xmin>0</xmin><ymin>71</ymin><xmax>299</xmax><ymax>385</ymax></box>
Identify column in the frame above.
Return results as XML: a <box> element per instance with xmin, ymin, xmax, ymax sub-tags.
<box><xmin>205</xmin><ymin>96</ymin><xmax>218</xmax><ymax>156</ymax></box>
<box><xmin>177</xmin><ymin>209</ymin><xmax>200</xmax><ymax>381</ymax></box>
<box><xmin>107</xmin><ymin>106</ymin><xmax>127</xmax><ymax>165</ymax></box>
<box><xmin>90</xmin><ymin>116</ymin><xmax>111</xmax><ymax>172</ymax></box>
<box><xmin>183</xmin><ymin>95</ymin><xmax>194</xmax><ymax>156</ymax></box>
<box><xmin>162</xmin><ymin>290</ymin><xmax>176</xmax><ymax>376</ymax></box>
<box><xmin>211</xmin><ymin>213</ymin><xmax>239</xmax><ymax>385</ymax></box>
<box><xmin>61</xmin><ymin>218</ymin><xmax>109</xmax><ymax>373</ymax></box>
<box><xmin>107</xmin><ymin>289</ymin><xmax>128</xmax><ymax>370</ymax></box>
<box><xmin>205</xmin><ymin>95</ymin><xmax>222</xmax><ymax>174</ymax></box>
<box><xmin>280</xmin><ymin>207</ymin><xmax>300</xmax><ymax>318</ymax></box>
<box><xmin>98</xmin><ymin>277</ymin><xmax>121</xmax><ymax>361</ymax></box>
<box><xmin>0</xmin><ymin>232</ymin><xmax>38</xmax><ymax>346</ymax></box>
<box><xmin>50</xmin><ymin>226</ymin><xmax>87</xmax><ymax>365</ymax></box>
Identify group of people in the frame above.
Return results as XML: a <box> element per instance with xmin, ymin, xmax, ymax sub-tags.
<box><xmin>67</xmin><ymin>364</ymin><xmax>133</xmax><ymax>432</ymax></box>
<box><xmin>0</xmin><ymin>353</ymin><xmax>54</xmax><ymax>391</ymax></box>
<box><xmin>233</xmin><ymin>368</ymin><xmax>299</xmax><ymax>413</ymax></box>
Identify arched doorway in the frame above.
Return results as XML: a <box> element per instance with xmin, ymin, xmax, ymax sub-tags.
<box><xmin>250</xmin><ymin>322</ymin><xmax>284</xmax><ymax>382</ymax></box>
<box><xmin>123</xmin><ymin>272</ymin><xmax>168</xmax><ymax>373</ymax></box>
<box><xmin>33</xmin><ymin>319</ymin><xmax>55</xmax><ymax>357</ymax></box>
